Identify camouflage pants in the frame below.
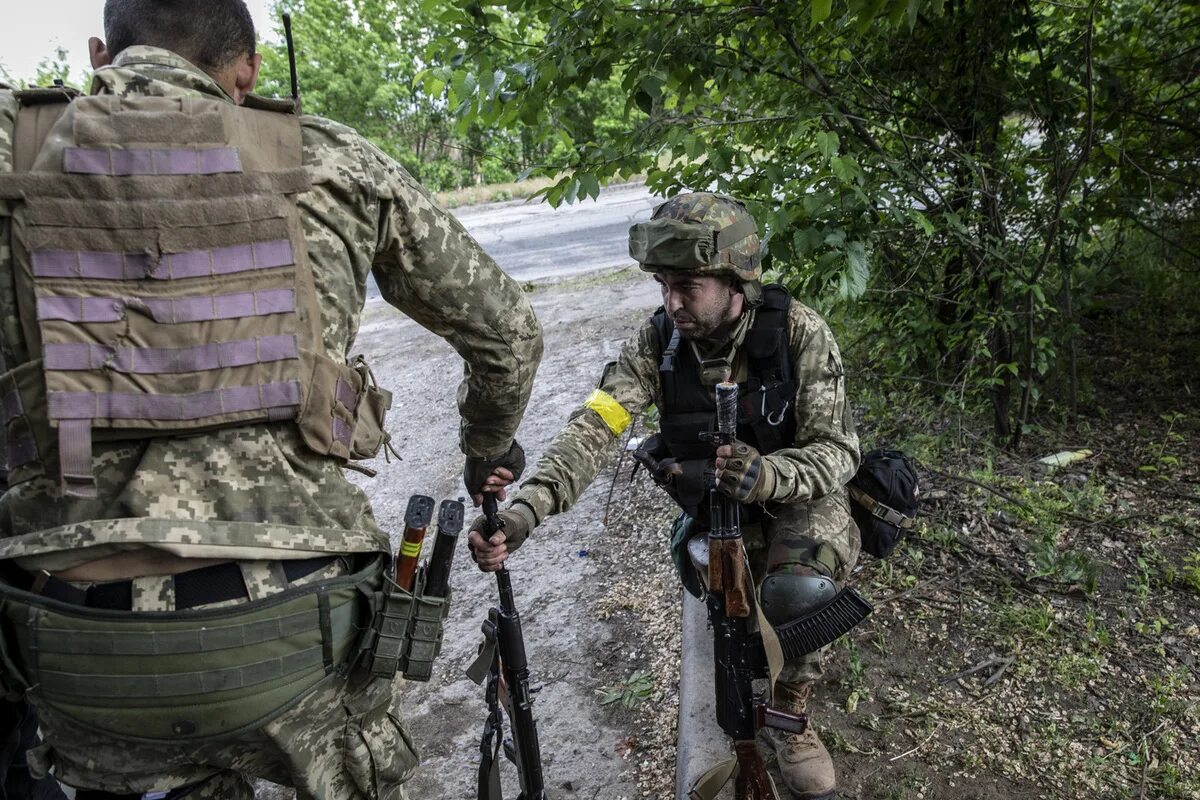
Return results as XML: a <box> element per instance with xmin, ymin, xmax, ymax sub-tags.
<box><xmin>27</xmin><ymin>670</ymin><xmax>418</xmax><ymax>799</ymax></box>
<box><xmin>743</xmin><ymin>490</ymin><xmax>860</xmax><ymax>686</ymax></box>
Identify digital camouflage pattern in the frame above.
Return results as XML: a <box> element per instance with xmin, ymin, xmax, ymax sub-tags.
<box><xmin>511</xmin><ymin>292</ymin><xmax>859</xmax><ymax>682</ymax></box>
<box><xmin>638</xmin><ymin>192</ymin><xmax>762</xmax><ymax>281</ymax></box>
<box><xmin>0</xmin><ymin>47</ymin><xmax>541</xmax><ymax>799</ymax></box>
<box><xmin>28</xmin><ymin>671</ymin><xmax>416</xmax><ymax>799</ymax></box>
<box><xmin>514</xmin><ymin>300</ymin><xmax>858</xmax><ymax>525</ymax></box>
<box><xmin>0</xmin><ymin>47</ymin><xmax>543</xmax><ymax>568</ymax></box>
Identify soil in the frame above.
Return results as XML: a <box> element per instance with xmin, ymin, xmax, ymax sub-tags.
<box><xmin>351</xmin><ymin>268</ymin><xmax>672</xmax><ymax>800</ymax></box>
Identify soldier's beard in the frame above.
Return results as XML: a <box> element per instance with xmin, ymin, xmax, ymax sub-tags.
<box><xmin>674</xmin><ymin>289</ymin><xmax>738</xmax><ymax>341</ymax></box>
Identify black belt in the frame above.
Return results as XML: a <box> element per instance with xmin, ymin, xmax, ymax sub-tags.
<box><xmin>35</xmin><ymin>556</ymin><xmax>339</xmax><ymax>611</ymax></box>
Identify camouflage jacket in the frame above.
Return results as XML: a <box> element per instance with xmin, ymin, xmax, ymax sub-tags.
<box><xmin>0</xmin><ymin>48</ymin><xmax>542</xmax><ymax>569</ymax></box>
<box><xmin>513</xmin><ymin>299</ymin><xmax>858</xmax><ymax>524</ymax></box>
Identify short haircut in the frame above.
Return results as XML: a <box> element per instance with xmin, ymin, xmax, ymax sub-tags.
<box><xmin>104</xmin><ymin>0</ymin><xmax>257</xmax><ymax>72</ymax></box>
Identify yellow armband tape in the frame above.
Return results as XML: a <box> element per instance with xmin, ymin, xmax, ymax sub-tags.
<box><xmin>584</xmin><ymin>389</ymin><xmax>632</xmax><ymax>437</ymax></box>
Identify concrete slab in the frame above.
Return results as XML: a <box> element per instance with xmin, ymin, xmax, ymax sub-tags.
<box><xmin>676</xmin><ymin>591</ymin><xmax>736</xmax><ymax>800</ymax></box>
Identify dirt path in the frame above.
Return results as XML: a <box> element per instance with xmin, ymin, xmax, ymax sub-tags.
<box><xmin>350</xmin><ymin>268</ymin><xmax>668</xmax><ymax>800</ymax></box>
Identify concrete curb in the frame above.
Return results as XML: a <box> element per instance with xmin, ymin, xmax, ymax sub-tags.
<box><xmin>675</xmin><ymin>591</ymin><xmax>735</xmax><ymax>799</ymax></box>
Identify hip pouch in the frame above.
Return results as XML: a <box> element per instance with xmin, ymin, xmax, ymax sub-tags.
<box><xmin>362</xmin><ymin>567</ymin><xmax>451</xmax><ymax>683</ymax></box>
<box><xmin>0</xmin><ymin>557</ymin><xmax>381</xmax><ymax>745</ymax></box>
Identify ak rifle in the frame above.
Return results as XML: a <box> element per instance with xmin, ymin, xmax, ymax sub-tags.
<box><xmin>697</xmin><ymin>380</ymin><xmax>873</xmax><ymax>799</ymax></box>
<box><xmin>467</xmin><ymin>495</ymin><xmax>548</xmax><ymax>800</ymax></box>
<box><xmin>699</xmin><ymin>380</ymin><xmax>795</xmax><ymax>799</ymax></box>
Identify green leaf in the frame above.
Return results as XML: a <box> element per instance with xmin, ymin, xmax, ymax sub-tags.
<box><xmin>578</xmin><ymin>172</ymin><xmax>600</xmax><ymax>200</ymax></box>
<box><xmin>815</xmin><ymin>130</ymin><xmax>840</xmax><ymax>162</ymax></box>
<box><xmin>812</xmin><ymin>0</ymin><xmax>834</xmax><ymax>25</ymax></box>
<box><xmin>830</xmin><ymin>155</ymin><xmax>860</xmax><ymax>184</ymax></box>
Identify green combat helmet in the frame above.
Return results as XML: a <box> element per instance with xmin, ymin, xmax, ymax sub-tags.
<box><xmin>629</xmin><ymin>191</ymin><xmax>762</xmax><ymax>280</ymax></box>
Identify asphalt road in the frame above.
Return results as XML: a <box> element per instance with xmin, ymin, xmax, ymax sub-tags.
<box><xmin>367</xmin><ymin>183</ymin><xmax>659</xmax><ymax>300</ymax></box>
<box><xmin>453</xmin><ymin>182</ymin><xmax>660</xmax><ymax>281</ymax></box>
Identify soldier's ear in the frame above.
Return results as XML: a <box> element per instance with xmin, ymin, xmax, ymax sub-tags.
<box><xmin>89</xmin><ymin>38</ymin><xmax>112</xmax><ymax>70</ymax></box>
<box><xmin>231</xmin><ymin>52</ymin><xmax>263</xmax><ymax>105</ymax></box>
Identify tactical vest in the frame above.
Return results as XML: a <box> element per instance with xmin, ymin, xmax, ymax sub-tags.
<box><xmin>652</xmin><ymin>284</ymin><xmax>798</xmax><ymax>464</ymax></box>
<box><xmin>0</xmin><ymin>89</ymin><xmax>390</xmax><ymax>497</ymax></box>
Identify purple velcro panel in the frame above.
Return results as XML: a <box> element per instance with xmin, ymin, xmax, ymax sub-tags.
<box><xmin>198</xmin><ymin>148</ymin><xmax>243</xmax><ymax>174</ymax></box>
<box><xmin>142</xmin><ymin>289</ymin><xmax>295</xmax><ymax>324</ymax></box>
<box><xmin>37</xmin><ymin>296</ymin><xmax>125</xmax><ymax>323</ymax></box>
<box><xmin>116</xmin><ymin>149</ymin><xmax>155</xmax><ymax>176</ymax></box>
<box><xmin>34</xmin><ymin>241</ymin><xmax>294</xmax><ymax>282</ymax></box>
<box><xmin>47</xmin><ymin>392</ymin><xmax>97</xmax><ymax>420</ymax></box>
<box><xmin>63</xmin><ymin>148</ymin><xmax>112</xmax><ymax>174</ymax></box>
<box><xmin>332</xmin><ymin>416</ymin><xmax>354</xmax><ymax>447</ymax></box>
<box><xmin>1</xmin><ymin>390</ymin><xmax>23</xmax><ymax>422</ymax></box>
<box><xmin>63</xmin><ymin>147</ymin><xmax>242</xmax><ymax>176</ymax></box>
<box><xmin>45</xmin><ymin>336</ymin><xmax>299</xmax><ymax>374</ymax></box>
<box><xmin>43</xmin><ymin>343</ymin><xmax>105</xmax><ymax>371</ymax></box>
<box><xmin>253</xmin><ymin>289</ymin><xmax>296</xmax><ymax>316</ymax></box>
<box><xmin>162</xmin><ymin>249</ymin><xmax>212</xmax><ymax>279</ymax></box>
<box><xmin>34</xmin><ymin>250</ymin><xmax>154</xmax><ymax>280</ymax></box>
<box><xmin>334</xmin><ymin>378</ymin><xmax>359</xmax><ymax>411</ymax></box>
<box><xmin>254</xmin><ymin>240</ymin><xmax>295</xmax><ymax>269</ymax></box>
<box><xmin>48</xmin><ymin>381</ymin><xmax>301</xmax><ymax>422</ymax></box>
<box><xmin>209</xmin><ymin>244</ymin><xmax>255</xmax><ymax>275</ymax></box>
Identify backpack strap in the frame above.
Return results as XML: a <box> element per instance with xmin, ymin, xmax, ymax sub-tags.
<box><xmin>847</xmin><ymin>483</ymin><xmax>915</xmax><ymax>529</ymax></box>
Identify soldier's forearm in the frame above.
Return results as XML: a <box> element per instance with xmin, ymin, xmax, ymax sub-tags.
<box><xmin>761</xmin><ymin>440</ymin><xmax>859</xmax><ymax>504</ymax></box>
<box><xmin>512</xmin><ymin>409</ymin><xmax>618</xmax><ymax>523</ymax></box>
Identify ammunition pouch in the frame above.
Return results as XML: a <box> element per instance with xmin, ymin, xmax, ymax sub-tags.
<box><xmin>0</xmin><ymin>556</ymin><xmax>383</xmax><ymax>745</ymax></box>
<box><xmin>361</xmin><ymin>566</ymin><xmax>451</xmax><ymax>683</ymax></box>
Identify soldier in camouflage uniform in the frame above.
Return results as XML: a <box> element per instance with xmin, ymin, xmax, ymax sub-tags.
<box><xmin>0</xmin><ymin>1</ymin><xmax>540</xmax><ymax>798</ymax></box>
<box><xmin>470</xmin><ymin>193</ymin><xmax>860</xmax><ymax>800</ymax></box>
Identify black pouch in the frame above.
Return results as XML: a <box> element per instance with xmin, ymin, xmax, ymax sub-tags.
<box><xmin>849</xmin><ymin>449</ymin><xmax>919</xmax><ymax>559</ymax></box>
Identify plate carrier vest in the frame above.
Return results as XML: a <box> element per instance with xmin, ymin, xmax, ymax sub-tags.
<box><xmin>0</xmin><ymin>88</ymin><xmax>390</xmax><ymax>496</ymax></box>
<box><xmin>651</xmin><ymin>284</ymin><xmax>797</xmax><ymax>516</ymax></box>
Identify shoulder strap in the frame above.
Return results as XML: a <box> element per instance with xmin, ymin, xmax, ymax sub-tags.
<box><xmin>12</xmin><ymin>88</ymin><xmax>77</xmax><ymax>173</ymax></box>
<box><xmin>744</xmin><ymin>285</ymin><xmax>792</xmax><ymax>377</ymax></box>
<box><xmin>650</xmin><ymin>306</ymin><xmax>680</xmax><ymax>407</ymax></box>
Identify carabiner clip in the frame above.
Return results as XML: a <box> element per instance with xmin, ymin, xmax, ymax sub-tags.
<box><xmin>762</xmin><ymin>392</ymin><xmax>790</xmax><ymax>426</ymax></box>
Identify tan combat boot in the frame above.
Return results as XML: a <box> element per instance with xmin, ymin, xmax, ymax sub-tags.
<box><xmin>760</xmin><ymin>682</ymin><xmax>837</xmax><ymax>800</ymax></box>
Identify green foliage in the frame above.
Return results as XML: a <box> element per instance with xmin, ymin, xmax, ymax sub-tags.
<box><xmin>431</xmin><ymin>0</ymin><xmax>1200</xmax><ymax>442</ymax></box>
<box><xmin>596</xmin><ymin>670</ymin><xmax>654</xmax><ymax>708</ymax></box>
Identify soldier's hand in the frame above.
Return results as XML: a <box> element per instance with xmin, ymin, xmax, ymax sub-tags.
<box><xmin>464</xmin><ymin>441</ymin><xmax>527</xmax><ymax>507</ymax></box>
<box><xmin>714</xmin><ymin>440</ymin><xmax>775</xmax><ymax>504</ymax></box>
<box><xmin>466</xmin><ymin>507</ymin><xmax>534</xmax><ymax>572</ymax></box>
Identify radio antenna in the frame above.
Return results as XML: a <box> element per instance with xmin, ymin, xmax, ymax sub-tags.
<box><xmin>282</xmin><ymin>12</ymin><xmax>300</xmax><ymax>105</ymax></box>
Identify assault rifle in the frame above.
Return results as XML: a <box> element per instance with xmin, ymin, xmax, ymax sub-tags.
<box><xmin>697</xmin><ymin>381</ymin><xmax>872</xmax><ymax>800</ymax></box>
<box><xmin>699</xmin><ymin>380</ymin><xmax>795</xmax><ymax>799</ymax></box>
<box><xmin>466</xmin><ymin>495</ymin><xmax>548</xmax><ymax>800</ymax></box>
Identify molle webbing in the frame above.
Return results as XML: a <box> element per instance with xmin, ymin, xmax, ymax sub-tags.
<box><xmin>44</xmin><ymin>335</ymin><xmax>299</xmax><ymax>373</ymax></box>
<box><xmin>63</xmin><ymin>146</ymin><xmax>242</xmax><ymax>176</ymax></box>
<box><xmin>48</xmin><ymin>382</ymin><xmax>301</xmax><ymax>421</ymax></box>
<box><xmin>0</xmin><ymin>559</ymin><xmax>381</xmax><ymax>743</ymax></box>
<box><xmin>32</xmin><ymin>239</ymin><xmax>295</xmax><ymax>280</ymax></box>
<box><xmin>1</xmin><ymin>93</ymin><xmax>324</xmax><ymax>496</ymax></box>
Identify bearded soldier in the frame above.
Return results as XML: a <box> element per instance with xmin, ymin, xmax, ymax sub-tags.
<box><xmin>469</xmin><ymin>192</ymin><xmax>860</xmax><ymax>800</ymax></box>
<box><xmin>0</xmin><ymin>1</ymin><xmax>539</xmax><ymax>798</ymax></box>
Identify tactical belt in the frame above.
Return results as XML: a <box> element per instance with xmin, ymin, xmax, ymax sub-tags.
<box><xmin>0</xmin><ymin>555</ymin><xmax>382</xmax><ymax>744</ymax></box>
<box><xmin>30</xmin><ymin>555</ymin><xmax>338</xmax><ymax>610</ymax></box>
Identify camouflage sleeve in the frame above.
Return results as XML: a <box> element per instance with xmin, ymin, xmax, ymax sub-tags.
<box><xmin>513</xmin><ymin>321</ymin><xmax>660</xmax><ymax>523</ymax></box>
<box><xmin>762</xmin><ymin>304</ymin><xmax>860</xmax><ymax>503</ymax></box>
<box><xmin>359</xmin><ymin>140</ymin><xmax>544</xmax><ymax>459</ymax></box>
